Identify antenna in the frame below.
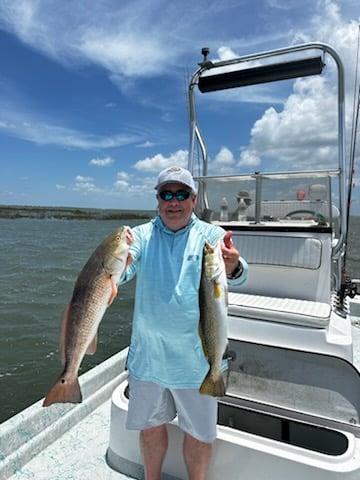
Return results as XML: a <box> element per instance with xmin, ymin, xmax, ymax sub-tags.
<box><xmin>201</xmin><ymin>47</ymin><xmax>210</xmax><ymax>62</ymax></box>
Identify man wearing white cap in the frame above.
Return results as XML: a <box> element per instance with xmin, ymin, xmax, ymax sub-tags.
<box><xmin>120</xmin><ymin>166</ymin><xmax>248</xmax><ymax>479</ymax></box>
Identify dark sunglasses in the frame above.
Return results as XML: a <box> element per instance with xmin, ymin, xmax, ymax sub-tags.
<box><xmin>159</xmin><ymin>190</ymin><xmax>192</xmax><ymax>201</ymax></box>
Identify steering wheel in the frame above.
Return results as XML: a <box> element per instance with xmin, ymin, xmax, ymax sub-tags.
<box><xmin>285</xmin><ymin>210</ymin><xmax>326</xmax><ymax>223</ymax></box>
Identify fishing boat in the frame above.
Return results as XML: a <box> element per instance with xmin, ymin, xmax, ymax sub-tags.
<box><xmin>1</xmin><ymin>41</ymin><xmax>360</xmax><ymax>480</ymax></box>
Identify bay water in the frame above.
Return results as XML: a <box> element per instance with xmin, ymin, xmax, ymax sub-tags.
<box><xmin>1</xmin><ymin>216</ymin><xmax>360</xmax><ymax>424</ymax></box>
<box><xmin>0</xmin><ymin>218</ymin><xmax>141</xmax><ymax>424</ymax></box>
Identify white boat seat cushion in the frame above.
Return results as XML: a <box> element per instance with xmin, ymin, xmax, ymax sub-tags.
<box><xmin>239</xmin><ymin>235</ymin><xmax>322</xmax><ymax>269</ymax></box>
<box><xmin>230</xmin><ymin>232</ymin><xmax>332</xmax><ymax>302</ymax></box>
<box><xmin>228</xmin><ymin>292</ymin><xmax>331</xmax><ymax>328</ymax></box>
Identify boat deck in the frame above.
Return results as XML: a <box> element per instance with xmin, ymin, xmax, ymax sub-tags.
<box><xmin>7</xmin><ymin>398</ymin><xmax>131</xmax><ymax>480</ymax></box>
<box><xmin>2</xmin><ymin>325</ymin><xmax>360</xmax><ymax>480</ymax></box>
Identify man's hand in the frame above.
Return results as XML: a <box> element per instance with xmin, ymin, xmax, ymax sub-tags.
<box><xmin>221</xmin><ymin>231</ymin><xmax>240</xmax><ymax>277</ymax></box>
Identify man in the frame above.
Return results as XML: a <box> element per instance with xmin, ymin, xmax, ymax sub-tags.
<box><xmin>121</xmin><ymin>166</ymin><xmax>248</xmax><ymax>480</ymax></box>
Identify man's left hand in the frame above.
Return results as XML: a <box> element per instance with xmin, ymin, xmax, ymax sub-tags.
<box><xmin>222</xmin><ymin>231</ymin><xmax>240</xmax><ymax>277</ymax></box>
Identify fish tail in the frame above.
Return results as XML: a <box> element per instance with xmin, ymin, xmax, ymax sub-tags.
<box><xmin>199</xmin><ymin>372</ymin><xmax>225</xmax><ymax>397</ymax></box>
<box><xmin>43</xmin><ymin>374</ymin><xmax>82</xmax><ymax>407</ymax></box>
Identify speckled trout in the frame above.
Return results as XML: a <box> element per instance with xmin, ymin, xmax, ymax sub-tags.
<box><xmin>43</xmin><ymin>226</ymin><xmax>133</xmax><ymax>406</ymax></box>
<box><xmin>199</xmin><ymin>237</ymin><xmax>228</xmax><ymax>397</ymax></box>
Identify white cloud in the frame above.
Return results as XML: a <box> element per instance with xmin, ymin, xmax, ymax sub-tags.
<box><xmin>116</xmin><ymin>171</ymin><xmax>131</xmax><ymax>181</ymax></box>
<box><xmin>133</xmin><ymin>150</ymin><xmax>188</xmax><ymax>172</ymax></box>
<box><xmin>73</xmin><ymin>174</ymin><xmax>103</xmax><ymax>194</ymax></box>
<box><xmin>0</xmin><ymin>0</ymin><xmax>283</xmax><ymax>84</ymax></box>
<box><xmin>0</xmin><ymin>110</ymin><xmax>141</xmax><ymax>149</ymax></box>
<box><xmin>217</xmin><ymin>46</ymin><xmax>239</xmax><ymax>61</ymax></box>
<box><xmin>209</xmin><ymin>146</ymin><xmax>236</xmax><ymax>174</ymax></box>
<box><xmin>238</xmin><ymin>148</ymin><xmax>261</xmax><ymax>168</ymax></box>
<box><xmin>113</xmin><ymin>179</ymin><xmax>128</xmax><ymax>191</ymax></box>
<box><xmin>114</xmin><ymin>171</ymin><xmax>130</xmax><ymax>190</ymax></box>
<box><xmin>214</xmin><ymin>146</ymin><xmax>235</xmax><ymax>166</ymax></box>
<box><xmin>0</xmin><ymin>1</ymin><xmax>184</xmax><ymax>79</ymax></box>
<box><xmin>73</xmin><ymin>181</ymin><xmax>96</xmax><ymax>192</ymax></box>
<box><xmin>0</xmin><ymin>120</ymin><xmax>15</xmax><ymax>129</ymax></box>
<box><xmin>79</xmin><ymin>31</ymin><xmax>168</xmax><ymax>78</ymax></box>
<box><xmin>89</xmin><ymin>156</ymin><xmax>114</xmax><ymax>167</ymax></box>
<box><xmin>238</xmin><ymin>76</ymin><xmax>338</xmax><ymax>170</ymax></box>
<box><xmin>235</xmin><ymin>4</ymin><xmax>360</xmax><ymax>173</ymax></box>
<box><xmin>137</xmin><ymin>141</ymin><xmax>156</xmax><ymax>148</ymax></box>
<box><xmin>75</xmin><ymin>175</ymin><xmax>93</xmax><ymax>182</ymax></box>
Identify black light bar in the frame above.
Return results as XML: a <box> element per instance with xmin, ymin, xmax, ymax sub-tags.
<box><xmin>198</xmin><ymin>56</ymin><xmax>325</xmax><ymax>93</ymax></box>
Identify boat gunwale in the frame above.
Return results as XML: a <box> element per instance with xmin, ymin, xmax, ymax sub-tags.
<box><xmin>0</xmin><ymin>349</ymin><xmax>129</xmax><ymax>480</ymax></box>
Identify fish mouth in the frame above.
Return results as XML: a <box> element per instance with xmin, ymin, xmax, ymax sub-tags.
<box><xmin>204</xmin><ymin>241</ymin><xmax>215</xmax><ymax>254</ymax></box>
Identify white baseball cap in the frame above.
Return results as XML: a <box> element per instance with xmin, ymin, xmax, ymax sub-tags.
<box><xmin>154</xmin><ymin>166</ymin><xmax>197</xmax><ymax>192</ymax></box>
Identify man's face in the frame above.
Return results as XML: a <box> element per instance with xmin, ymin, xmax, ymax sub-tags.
<box><xmin>157</xmin><ymin>182</ymin><xmax>197</xmax><ymax>232</ymax></box>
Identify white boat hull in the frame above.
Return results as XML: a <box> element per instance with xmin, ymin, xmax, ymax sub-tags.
<box><xmin>107</xmin><ymin>380</ymin><xmax>360</xmax><ymax>480</ymax></box>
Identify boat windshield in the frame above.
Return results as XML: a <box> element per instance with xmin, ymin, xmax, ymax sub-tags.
<box><xmin>196</xmin><ymin>171</ymin><xmax>339</xmax><ymax>230</ymax></box>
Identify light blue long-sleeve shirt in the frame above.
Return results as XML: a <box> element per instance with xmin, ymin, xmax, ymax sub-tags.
<box><xmin>121</xmin><ymin>214</ymin><xmax>248</xmax><ymax>389</ymax></box>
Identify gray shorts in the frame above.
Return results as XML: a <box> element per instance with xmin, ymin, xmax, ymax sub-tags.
<box><xmin>126</xmin><ymin>376</ymin><xmax>218</xmax><ymax>443</ymax></box>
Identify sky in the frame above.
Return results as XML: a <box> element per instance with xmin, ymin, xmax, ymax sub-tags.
<box><xmin>0</xmin><ymin>0</ymin><xmax>359</xmax><ymax>212</ymax></box>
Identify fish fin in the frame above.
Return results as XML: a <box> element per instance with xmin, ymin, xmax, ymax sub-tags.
<box><xmin>43</xmin><ymin>373</ymin><xmax>82</xmax><ymax>407</ymax></box>
<box><xmin>222</xmin><ymin>343</ymin><xmax>229</xmax><ymax>360</ymax></box>
<box><xmin>107</xmin><ymin>280</ymin><xmax>118</xmax><ymax>306</ymax></box>
<box><xmin>60</xmin><ymin>304</ymin><xmax>71</xmax><ymax>365</ymax></box>
<box><xmin>86</xmin><ymin>334</ymin><xmax>97</xmax><ymax>355</ymax></box>
<box><xmin>125</xmin><ymin>253</ymin><xmax>133</xmax><ymax>268</ymax></box>
<box><xmin>199</xmin><ymin>372</ymin><xmax>226</xmax><ymax>397</ymax></box>
<box><xmin>198</xmin><ymin>322</ymin><xmax>209</xmax><ymax>359</ymax></box>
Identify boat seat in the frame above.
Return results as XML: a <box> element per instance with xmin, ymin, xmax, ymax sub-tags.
<box><xmin>228</xmin><ymin>292</ymin><xmax>331</xmax><ymax>328</ymax></box>
<box><xmin>238</xmin><ymin>235</ymin><xmax>322</xmax><ymax>268</ymax></box>
<box><xmin>231</xmin><ymin>231</ymin><xmax>332</xmax><ymax>302</ymax></box>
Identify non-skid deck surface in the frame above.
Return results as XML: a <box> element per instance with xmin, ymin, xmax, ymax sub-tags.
<box><xmin>8</xmin><ymin>399</ymin><xmax>134</xmax><ymax>480</ymax></box>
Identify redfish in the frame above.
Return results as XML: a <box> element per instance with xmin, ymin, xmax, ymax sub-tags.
<box><xmin>43</xmin><ymin>226</ymin><xmax>133</xmax><ymax>406</ymax></box>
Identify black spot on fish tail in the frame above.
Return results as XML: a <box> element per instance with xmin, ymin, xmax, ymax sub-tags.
<box><xmin>43</xmin><ymin>373</ymin><xmax>82</xmax><ymax>406</ymax></box>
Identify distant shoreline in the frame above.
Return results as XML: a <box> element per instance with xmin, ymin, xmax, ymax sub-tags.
<box><xmin>0</xmin><ymin>205</ymin><xmax>155</xmax><ymax>220</ymax></box>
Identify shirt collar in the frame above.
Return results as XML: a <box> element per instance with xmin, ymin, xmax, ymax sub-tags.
<box><xmin>154</xmin><ymin>213</ymin><xmax>196</xmax><ymax>234</ymax></box>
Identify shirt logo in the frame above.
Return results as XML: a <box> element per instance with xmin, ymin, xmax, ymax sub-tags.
<box><xmin>187</xmin><ymin>254</ymin><xmax>199</xmax><ymax>261</ymax></box>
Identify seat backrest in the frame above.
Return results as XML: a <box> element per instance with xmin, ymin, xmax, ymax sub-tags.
<box><xmin>231</xmin><ymin>230</ymin><xmax>332</xmax><ymax>302</ymax></box>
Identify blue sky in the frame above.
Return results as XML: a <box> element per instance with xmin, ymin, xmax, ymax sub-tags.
<box><xmin>0</xmin><ymin>0</ymin><xmax>359</xmax><ymax>211</ymax></box>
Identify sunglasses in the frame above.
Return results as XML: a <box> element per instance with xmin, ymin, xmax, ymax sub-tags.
<box><xmin>158</xmin><ymin>190</ymin><xmax>192</xmax><ymax>201</ymax></box>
